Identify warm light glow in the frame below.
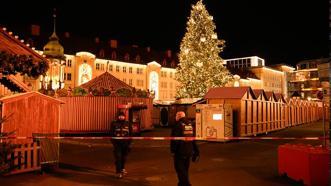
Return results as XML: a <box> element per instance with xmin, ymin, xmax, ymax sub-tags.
<box><xmin>212</xmin><ymin>114</ymin><xmax>223</xmax><ymax>120</ymax></box>
<box><xmin>234</xmin><ymin>81</ymin><xmax>240</xmax><ymax>87</ymax></box>
<box><xmin>149</xmin><ymin>71</ymin><xmax>159</xmax><ymax>100</ymax></box>
<box><xmin>302</xmin><ymin>88</ymin><xmax>321</xmax><ymax>91</ymax></box>
<box><xmin>78</xmin><ymin>63</ymin><xmax>92</xmax><ymax>85</ymax></box>
<box><xmin>147</xmin><ymin>61</ymin><xmax>161</xmax><ymax>67</ymax></box>
<box><xmin>76</xmin><ymin>51</ymin><xmax>96</xmax><ymax>59</ymax></box>
<box><xmin>281</xmin><ymin>65</ymin><xmax>295</xmax><ymax>71</ymax></box>
<box><xmin>262</xmin><ymin>67</ymin><xmax>284</xmax><ymax>74</ymax></box>
<box><xmin>297</xmin><ymin>68</ymin><xmax>318</xmax><ymax>72</ymax></box>
<box><xmin>247</xmin><ymin>78</ymin><xmax>261</xmax><ymax>82</ymax></box>
<box><xmin>176</xmin><ymin>0</ymin><xmax>232</xmax><ymax>98</ymax></box>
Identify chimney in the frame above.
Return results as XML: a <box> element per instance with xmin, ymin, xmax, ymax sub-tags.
<box><xmin>110</xmin><ymin>39</ymin><xmax>118</xmax><ymax>48</ymax></box>
<box><xmin>146</xmin><ymin>46</ymin><xmax>151</xmax><ymax>52</ymax></box>
<box><xmin>167</xmin><ymin>49</ymin><xmax>172</xmax><ymax>58</ymax></box>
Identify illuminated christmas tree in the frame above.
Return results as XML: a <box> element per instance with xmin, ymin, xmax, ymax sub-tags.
<box><xmin>176</xmin><ymin>0</ymin><xmax>232</xmax><ymax>98</ymax></box>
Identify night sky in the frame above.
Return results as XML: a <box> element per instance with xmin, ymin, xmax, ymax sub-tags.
<box><xmin>0</xmin><ymin>0</ymin><xmax>328</xmax><ymax>66</ymax></box>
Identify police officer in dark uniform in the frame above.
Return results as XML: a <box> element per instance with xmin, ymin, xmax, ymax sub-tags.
<box><xmin>110</xmin><ymin>112</ymin><xmax>133</xmax><ymax>178</ymax></box>
<box><xmin>171</xmin><ymin>111</ymin><xmax>199</xmax><ymax>186</ymax></box>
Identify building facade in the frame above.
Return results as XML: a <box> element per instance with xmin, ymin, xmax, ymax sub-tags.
<box><xmin>287</xmin><ymin>58</ymin><xmax>329</xmax><ymax>101</ymax></box>
<box><xmin>225</xmin><ymin>56</ymin><xmax>294</xmax><ymax>98</ymax></box>
<box><xmin>31</xmin><ymin>50</ymin><xmax>179</xmax><ymax>102</ymax></box>
<box><xmin>224</xmin><ymin>56</ymin><xmax>265</xmax><ymax>68</ymax></box>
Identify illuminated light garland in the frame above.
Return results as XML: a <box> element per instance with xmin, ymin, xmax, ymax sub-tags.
<box><xmin>175</xmin><ymin>0</ymin><xmax>232</xmax><ymax>98</ymax></box>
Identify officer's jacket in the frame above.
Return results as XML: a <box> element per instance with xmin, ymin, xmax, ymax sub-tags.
<box><xmin>170</xmin><ymin>117</ymin><xmax>199</xmax><ymax>157</ymax></box>
<box><xmin>110</xmin><ymin>120</ymin><xmax>132</xmax><ymax>146</ymax></box>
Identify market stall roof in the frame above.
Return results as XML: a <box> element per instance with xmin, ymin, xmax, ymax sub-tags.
<box><xmin>79</xmin><ymin>72</ymin><xmax>133</xmax><ymax>91</ymax></box>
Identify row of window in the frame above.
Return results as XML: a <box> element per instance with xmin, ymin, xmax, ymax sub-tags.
<box><xmin>159</xmin><ymin>91</ymin><xmax>175</xmax><ymax>99</ymax></box>
<box><xmin>63</xmin><ymin>73</ymin><xmax>72</xmax><ymax>81</ymax></box>
<box><xmin>64</xmin><ymin>60</ymin><xmax>72</xmax><ymax>67</ymax></box>
<box><xmin>161</xmin><ymin>71</ymin><xmax>174</xmax><ymax>78</ymax></box>
<box><xmin>227</xmin><ymin>59</ymin><xmax>252</xmax><ymax>68</ymax></box>
<box><xmin>264</xmin><ymin>81</ymin><xmax>282</xmax><ymax>88</ymax></box>
<box><xmin>298</xmin><ymin>63</ymin><xmax>317</xmax><ymax>70</ymax></box>
<box><xmin>160</xmin><ymin>82</ymin><xmax>174</xmax><ymax>89</ymax></box>
<box><xmin>99</xmin><ymin>50</ymin><xmax>142</xmax><ymax>63</ymax></box>
<box><xmin>96</xmin><ymin>63</ymin><xmax>144</xmax><ymax>75</ymax></box>
<box><xmin>122</xmin><ymin>79</ymin><xmax>144</xmax><ymax>87</ymax></box>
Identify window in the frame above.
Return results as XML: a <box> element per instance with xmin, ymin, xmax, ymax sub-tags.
<box><xmin>123</xmin><ymin>78</ymin><xmax>127</xmax><ymax>83</ymax></box>
<box><xmin>101</xmin><ymin>64</ymin><xmax>104</xmax><ymax>71</ymax></box>
<box><xmin>170</xmin><ymin>93</ymin><xmax>173</xmax><ymax>98</ymax></box>
<box><xmin>67</xmin><ymin>60</ymin><xmax>72</xmax><ymax>67</ymax></box>
<box><xmin>135</xmin><ymin>55</ymin><xmax>141</xmax><ymax>63</ymax></box>
<box><xmin>136</xmin><ymin>80</ymin><xmax>144</xmax><ymax>87</ymax></box>
<box><xmin>136</xmin><ymin>68</ymin><xmax>143</xmax><ymax>74</ymax></box>
<box><xmin>129</xmin><ymin>79</ymin><xmax>133</xmax><ymax>86</ymax></box>
<box><xmin>170</xmin><ymin>72</ymin><xmax>173</xmax><ymax>78</ymax></box>
<box><xmin>124</xmin><ymin>53</ymin><xmax>130</xmax><ymax>61</ymax></box>
<box><xmin>309</xmin><ymin>63</ymin><xmax>317</xmax><ymax>68</ymax></box>
<box><xmin>116</xmin><ymin>65</ymin><xmax>120</xmax><ymax>72</ymax></box>
<box><xmin>123</xmin><ymin>66</ymin><xmax>127</xmax><ymax>73</ymax></box>
<box><xmin>79</xmin><ymin>63</ymin><xmax>92</xmax><ymax>85</ymax></box>
<box><xmin>67</xmin><ymin>73</ymin><xmax>72</xmax><ymax>81</ymax></box>
<box><xmin>111</xmin><ymin>51</ymin><xmax>117</xmax><ymax>60</ymax></box>
<box><xmin>257</xmin><ymin>59</ymin><xmax>262</xmax><ymax>66</ymax></box>
<box><xmin>129</xmin><ymin>67</ymin><xmax>132</xmax><ymax>73</ymax></box>
<box><xmin>99</xmin><ymin>49</ymin><xmax>105</xmax><ymax>58</ymax></box>
<box><xmin>310</xmin><ymin>71</ymin><xmax>318</xmax><ymax>78</ymax></box>
<box><xmin>170</xmin><ymin>82</ymin><xmax>173</xmax><ymax>89</ymax></box>
<box><xmin>96</xmin><ymin>63</ymin><xmax>100</xmax><ymax>70</ymax></box>
<box><xmin>300</xmin><ymin>63</ymin><xmax>307</xmax><ymax>69</ymax></box>
<box><xmin>109</xmin><ymin>65</ymin><xmax>113</xmax><ymax>72</ymax></box>
<box><xmin>161</xmin><ymin>82</ymin><xmax>167</xmax><ymax>88</ymax></box>
<box><xmin>64</xmin><ymin>73</ymin><xmax>67</xmax><ymax>81</ymax></box>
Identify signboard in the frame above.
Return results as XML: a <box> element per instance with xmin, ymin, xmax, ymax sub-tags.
<box><xmin>195</xmin><ymin>104</ymin><xmax>233</xmax><ymax>141</ymax></box>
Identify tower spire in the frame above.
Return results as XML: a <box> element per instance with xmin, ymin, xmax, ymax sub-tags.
<box><xmin>49</xmin><ymin>8</ymin><xmax>58</xmax><ymax>40</ymax></box>
<box><xmin>53</xmin><ymin>8</ymin><xmax>56</xmax><ymax>34</ymax></box>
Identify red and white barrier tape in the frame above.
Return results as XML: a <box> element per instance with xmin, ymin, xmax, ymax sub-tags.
<box><xmin>0</xmin><ymin>136</ymin><xmax>329</xmax><ymax>141</ymax></box>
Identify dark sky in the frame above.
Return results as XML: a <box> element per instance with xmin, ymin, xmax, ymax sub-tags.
<box><xmin>0</xmin><ymin>0</ymin><xmax>329</xmax><ymax>66</ymax></box>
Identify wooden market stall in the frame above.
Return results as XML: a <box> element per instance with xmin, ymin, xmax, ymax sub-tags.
<box><xmin>204</xmin><ymin>87</ymin><xmax>322</xmax><ymax>137</ymax></box>
<box><xmin>0</xmin><ymin>91</ymin><xmax>64</xmax><ymax>174</ymax></box>
<box><xmin>60</xmin><ymin>72</ymin><xmax>153</xmax><ymax>133</ymax></box>
<box><xmin>275</xmin><ymin>93</ymin><xmax>287</xmax><ymax>129</ymax></box>
<box><xmin>204</xmin><ymin>87</ymin><xmax>257</xmax><ymax>136</ymax></box>
<box><xmin>0</xmin><ymin>91</ymin><xmax>63</xmax><ymax>138</ymax></box>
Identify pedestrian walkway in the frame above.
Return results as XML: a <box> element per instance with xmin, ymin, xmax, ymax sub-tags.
<box><xmin>0</xmin><ymin>121</ymin><xmax>328</xmax><ymax>186</ymax></box>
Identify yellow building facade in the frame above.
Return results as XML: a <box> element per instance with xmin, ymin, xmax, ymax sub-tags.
<box><xmin>34</xmin><ymin>50</ymin><xmax>178</xmax><ymax>102</ymax></box>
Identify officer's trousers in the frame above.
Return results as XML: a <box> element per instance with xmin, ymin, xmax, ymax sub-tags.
<box><xmin>113</xmin><ymin>144</ymin><xmax>130</xmax><ymax>173</ymax></box>
<box><xmin>174</xmin><ymin>155</ymin><xmax>191</xmax><ymax>186</ymax></box>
